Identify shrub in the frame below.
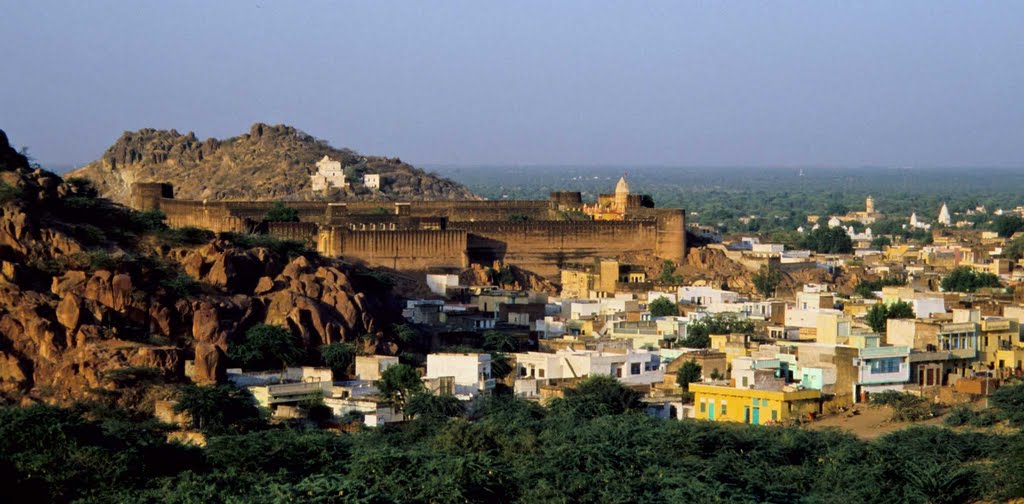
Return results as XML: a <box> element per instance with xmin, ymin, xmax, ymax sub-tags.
<box><xmin>870</xmin><ymin>390</ymin><xmax>933</xmax><ymax>422</ymax></box>
<box><xmin>218</xmin><ymin>232</ymin><xmax>307</xmax><ymax>258</ymax></box>
<box><xmin>0</xmin><ymin>182</ymin><xmax>23</xmax><ymax>204</ymax></box>
<box><xmin>944</xmin><ymin>405</ymin><xmax>974</xmax><ymax>427</ymax></box>
<box><xmin>229</xmin><ymin>324</ymin><xmax>304</xmax><ymax>371</ymax></box>
<box><xmin>161</xmin><ymin>273</ymin><xmax>201</xmax><ymax>298</ymax></box>
<box><xmin>157</xmin><ymin>226</ymin><xmax>215</xmax><ymax>246</ymax></box>
<box><xmin>263</xmin><ymin>202</ymin><xmax>299</xmax><ymax>223</ymax></box>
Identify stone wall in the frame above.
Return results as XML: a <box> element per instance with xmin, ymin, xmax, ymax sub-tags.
<box><xmin>131</xmin><ymin>183</ymin><xmax>686</xmax><ymax>277</ymax></box>
<box><xmin>460</xmin><ymin>220</ymin><xmax>659</xmax><ymax>277</ymax></box>
<box><xmin>318</xmin><ymin>227</ymin><xmax>468</xmax><ymax>270</ymax></box>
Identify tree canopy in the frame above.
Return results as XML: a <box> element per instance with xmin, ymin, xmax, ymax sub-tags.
<box><xmin>378</xmin><ymin>363</ymin><xmax>424</xmax><ymax>410</ymax></box>
<box><xmin>800</xmin><ymin>226</ymin><xmax>854</xmax><ymax>254</ymax></box>
<box><xmin>648</xmin><ymin>296</ymin><xmax>678</xmax><ymax>317</ymax></box>
<box><xmin>228</xmin><ymin>324</ymin><xmax>304</xmax><ymax>371</ymax></box>
<box><xmin>675</xmin><ymin>359</ymin><xmax>702</xmax><ymax>391</ymax></box>
<box><xmin>940</xmin><ymin>267</ymin><xmax>1002</xmax><ymax>293</ymax></box>
<box><xmin>680</xmin><ymin>313</ymin><xmax>754</xmax><ymax>348</ymax></box>
<box><xmin>752</xmin><ymin>265</ymin><xmax>782</xmax><ymax>299</ymax></box>
<box><xmin>865</xmin><ymin>300</ymin><xmax>916</xmax><ymax>334</ymax></box>
<box><xmin>263</xmin><ymin>202</ymin><xmax>300</xmax><ymax>222</ymax></box>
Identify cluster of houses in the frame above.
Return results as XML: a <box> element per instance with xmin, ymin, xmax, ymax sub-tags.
<box><xmin>217</xmin><ymin>234</ymin><xmax>1024</xmax><ymax>429</ymax></box>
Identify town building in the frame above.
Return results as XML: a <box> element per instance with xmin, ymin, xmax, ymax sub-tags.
<box><xmin>310</xmin><ymin>155</ymin><xmax>347</xmax><ymax>191</ymax></box>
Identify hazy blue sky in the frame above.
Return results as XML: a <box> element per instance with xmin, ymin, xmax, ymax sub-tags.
<box><xmin>2</xmin><ymin>1</ymin><xmax>1022</xmax><ymax>167</ymax></box>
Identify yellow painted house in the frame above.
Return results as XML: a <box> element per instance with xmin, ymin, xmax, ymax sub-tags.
<box><xmin>690</xmin><ymin>383</ymin><xmax>822</xmax><ymax>425</ymax></box>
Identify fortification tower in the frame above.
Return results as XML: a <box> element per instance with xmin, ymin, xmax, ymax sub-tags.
<box><xmin>614</xmin><ymin>176</ymin><xmax>630</xmax><ymax>213</ymax></box>
<box><xmin>130</xmin><ymin>182</ymin><xmax>173</xmax><ymax>211</ymax></box>
<box><xmin>865</xmin><ymin>195</ymin><xmax>875</xmax><ymax>214</ymax></box>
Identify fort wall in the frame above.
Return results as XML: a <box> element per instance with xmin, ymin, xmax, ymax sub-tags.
<box><xmin>318</xmin><ymin>228</ymin><xmax>468</xmax><ymax>270</ymax></box>
<box><xmin>130</xmin><ymin>183</ymin><xmax>685</xmax><ymax>277</ymax></box>
<box><xmin>460</xmin><ymin>220</ymin><xmax>659</xmax><ymax>277</ymax></box>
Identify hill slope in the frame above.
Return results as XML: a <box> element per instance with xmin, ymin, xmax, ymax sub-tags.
<box><xmin>68</xmin><ymin>123</ymin><xmax>478</xmax><ymax>204</ymax></box>
<box><xmin>0</xmin><ymin>129</ymin><xmax>403</xmax><ymax>405</ymax></box>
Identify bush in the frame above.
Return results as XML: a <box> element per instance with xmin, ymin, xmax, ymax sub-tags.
<box><xmin>944</xmin><ymin>405</ymin><xmax>974</xmax><ymax>427</ymax></box>
<box><xmin>156</xmin><ymin>226</ymin><xmax>215</xmax><ymax>246</ymax></box>
<box><xmin>870</xmin><ymin>391</ymin><xmax>933</xmax><ymax>422</ymax></box>
<box><xmin>229</xmin><ymin>324</ymin><xmax>304</xmax><ymax>371</ymax></box>
<box><xmin>263</xmin><ymin>202</ymin><xmax>299</xmax><ymax>223</ymax></box>
<box><xmin>218</xmin><ymin>232</ymin><xmax>307</xmax><ymax>258</ymax></box>
<box><xmin>160</xmin><ymin>273</ymin><xmax>201</xmax><ymax>298</ymax></box>
<box><xmin>989</xmin><ymin>383</ymin><xmax>1024</xmax><ymax>426</ymax></box>
<box><xmin>0</xmin><ymin>182</ymin><xmax>23</xmax><ymax>204</ymax></box>
<box><xmin>968</xmin><ymin>409</ymin><xmax>1000</xmax><ymax>428</ymax></box>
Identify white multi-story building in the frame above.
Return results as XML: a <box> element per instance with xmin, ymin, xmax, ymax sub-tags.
<box><xmin>310</xmin><ymin>155</ymin><xmax>348</xmax><ymax>191</ymax></box>
<box><xmin>426</xmin><ymin>353</ymin><xmax>495</xmax><ymax>398</ymax></box>
<box><xmin>513</xmin><ymin>348</ymin><xmax>664</xmax><ymax>389</ymax></box>
<box><xmin>363</xmin><ymin>173</ymin><xmax>381</xmax><ymax>190</ymax></box>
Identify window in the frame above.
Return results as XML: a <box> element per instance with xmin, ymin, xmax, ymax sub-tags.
<box><xmin>721</xmin><ymin>401</ymin><xmax>727</xmax><ymax>416</ymax></box>
<box><xmin>742</xmin><ymin>377</ymin><xmax>749</xmax><ymax>387</ymax></box>
<box><xmin>538</xmin><ymin>369</ymin><xmax>545</xmax><ymax>378</ymax></box>
<box><xmin>520</xmin><ymin>367</ymin><xmax>527</xmax><ymax>377</ymax></box>
<box><xmin>869</xmin><ymin>358</ymin><xmax>901</xmax><ymax>374</ymax></box>
<box><xmin>631</xmin><ymin>363</ymin><xmax>641</xmax><ymax>375</ymax></box>
<box><xmin>771</xmin><ymin>410</ymin><xmax>778</xmax><ymax>422</ymax></box>
<box><xmin>616</xmin><ymin>368</ymin><xmax>622</xmax><ymax>378</ymax></box>
<box><xmin>700</xmin><ymin>400</ymin><xmax>706</xmax><ymax>413</ymax></box>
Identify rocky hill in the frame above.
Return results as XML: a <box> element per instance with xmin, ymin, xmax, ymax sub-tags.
<box><xmin>68</xmin><ymin>123</ymin><xmax>479</xmax><ymax>205</ymax></box>
<box><xmin>0</xmin><ymin>129</ymin><xmax>404</xmax><ymax>406</ymax></box>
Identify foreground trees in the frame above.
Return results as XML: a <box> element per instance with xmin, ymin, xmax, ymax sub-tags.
<box><xmin>2</xmin><ymin>378</ymin><xmax>1024</xmax><ymax>503</ymax></box>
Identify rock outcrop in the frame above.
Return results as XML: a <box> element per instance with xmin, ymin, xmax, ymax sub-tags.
<box><xmin>0</xmin><ymin>129</ymin><xmax>401</xmax><ymax>405</ymax></box>
<box><xmin>68</xmin><ymin>123</ymin><xmax>480</xmax><ymax>204</ymax></box>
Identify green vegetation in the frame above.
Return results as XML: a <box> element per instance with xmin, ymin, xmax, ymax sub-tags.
<box><xmin>320</xmin><ymin>342</ymin><xmax>356</xmax><ymax>379</ymax></box>
<box><xmin>752</xmin><ymin>264</ymin><xmax>781</xmax><ymax>298</ymax></box>
<box><xmin>173</xmin><ymin>384</ymin><xmax>264</xmax><ymax>435</ymax></box>
<box><xmin>870</xmin><ymin>390</ymin><xmax>934</xmax><ymax>422</ymax></box>
<box><xmin>507</xmin><ymin>213</ymin><xmax>529</xmax><ymax>222</ymax></box>
<box><xmin>490</xmin><ymin>265</ymin><xmax>516</xmax><ymax>286</ymax></box>
<box><xmin>377</xmin><ymin>363</ymin><xmax>424</xmax><ymax>410</ymax></box>
<box><xmin>218</xmin><ymin>231</ymin><xmax>308</xmax><ymax>258</ymax></box>
<box><xmin>992</xmin><ymin>214</ymin><xmax>1024</xmax><ymax>238</ymax></box>
<box><xmin>990</xmin><ymin>383</ymin><xmax>1024</xmax><ymax>427</ymax></box>
<box><xmin>800</xmin><ymin>226</ymin><xmax>854</xmax><ymax>254</ymax></box>
<box><xmin>228</xmin><ymin>324</ymin><xmax>303</xmax><ymax>371</ymax></box>
<box><xmin>675</xmin><ymin>359</ymin><xmax>702</xmax><ymax>392</ymax></box>
<box><xmin>263</xmin><ymin>202</ymin><xmax>299</xmax><ymax>222</ymax></box>
<box><xmin>870</xmin><ymin>235</ymin><xmax>892</xmax><ymax>249</ymax></box>
<box><xmin>680</xmin><ymin>313</ymin><xmax>755</xmax><ymax>348</ymax></box>
<box><xmin>160</xmin><ymin>273</ymin><xmax>201</xmax><ymax>298</ymax></box>
<box><xmin>5</xmin><ymin>378</ymin><xmax>1024</xmax><ymax>503</ymax></box>
<box><xmin>648</xmin><ymin>296</ymin><xmax>678</xmax><ymax>317</ymax></box>
<box><xmin>854</xmin><ymin>276</ymin><xmax>905</xmax><ymax>299</ymax></box>
<box><xmin>657</xmin><ymin>259</ymin><xmax>682</xmax><ymax>284</ymax></box>
<box><xmin>940</xmin><ymin>267</ymin><xmax>1002</xmax><ymax>293</ymax></box>
<box><xmin>865</xmin><ymin>300</ymin><xmax>916</xmax><ymax>334</ymax></box>
<box><xmin>0</xmin><ymin>181</ymin><xmax>24</xmax><ymax>204</ymax></box>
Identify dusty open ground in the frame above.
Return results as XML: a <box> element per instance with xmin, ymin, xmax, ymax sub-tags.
<box><xmin>806</xmin><ymin>404</ymin><xmax>948</xmax><ymax>439</ymax></box>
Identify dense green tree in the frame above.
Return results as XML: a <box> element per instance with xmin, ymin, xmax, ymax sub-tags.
<box><xmin>870</xmin><ymin>236</ymin><xmax>892</xmax><ymax>250</ymax></box>
<box><xmin>320</xmin><ymin>342</ymin><xmax>356</xmax><ymax>379</ymax></box>
<box><xmin>549</xmin><ymin>375</ymin><xmax>643</xmax><ymax>419</ymax></box>
<box><xmin>675</xmin><ymin>359</ymin><xmax>702</xmax><ymax>391</ymax></box>
<box><xmin>940</xmin><ymin>267</ymin><xmax>1002</xmax><ymax>293</ymax></box>
<box><xmin>648</xmin><ymin>296</ymin><xmax>678</xmax><ymax>317</ymax></box>
<box><xmin>404</xmin><ymin>393</ymin><xmax>465</xmax><ymax>420</ymax></box>
<box><xmin>752</xmin><ymin>265</ymin><xmax>782</xmax><ymax>298</ymax></box>
<box><xmin>658</xmin><ymin>260</ymin><xmax>682</xmax><ymax>284</ymax></box>
<box><xmin>992</xmin><ymin>215</ymin><xmax>1024</xmax><ymax>238</ymax></box>
<box><xmin>866</xmin><ymin>300</ymin><xmax>916</xmax><ymax>334</ymax></box>
<box><xmin>801</xmin><ymin>226</ymin><xmax>854</xmax><ymax>254</ymax></box>
<box><xmin>1004</xmin><ymin>236</ymin><xmax>1024</xmax><ymax>262</ymax></box>
<box><xmin>263</xmin><ymin>202</ymin><xmax>299</xmax><ymax>222</ymax></box>
<box><xmin>378</xmin><ymin>363</ymin><xmax>424</xmax><ymax>410</ymax></box>
<box><xmin>854</xmin><ymin>276</ymin><xmax>904</xmax><ymax>299</ymax></box>
<box><xmin>680</xmin><ymin>313</ymin><xmax>755</xmax><ymax>348</ymax></box>
<box><xmin>173</xmin><ymin>384</ymin><xmax>264</xmax><ymax>434</ymax></box>
<box><xmin>482</xmin><ymin>330</ymin><xmax>518</xmax><ymax>352</ymax></box>
<box><xmin>229</xmin><ymin>324</ymin><xmax>304</xmax><ymax>371</ymax></box>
